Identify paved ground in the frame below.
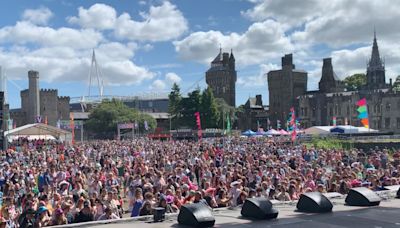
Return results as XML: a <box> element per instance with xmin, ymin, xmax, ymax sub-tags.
<box><xmin>53</xmin><ymin>193</ymin><xmax>400</xmax><ymax>228</ymax></box>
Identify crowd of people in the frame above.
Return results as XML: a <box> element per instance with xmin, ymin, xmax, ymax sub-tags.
<box><xmin>0</xmin><ymin>136</ymin><xmax>399</xmax><ymax>227</ymax></box>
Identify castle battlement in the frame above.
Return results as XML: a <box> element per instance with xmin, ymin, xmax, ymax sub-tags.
<box><xmin>58</xmin><ymin>96</ymin><xmax>70</xmax><ymax>101</ymax></box>
<box><xmin>40</xmin><ymin>88</ymin><xmax>58</xmax><ymax>95</ymax></box>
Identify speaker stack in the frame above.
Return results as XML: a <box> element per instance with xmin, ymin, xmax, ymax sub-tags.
<box><xmin>345</xmin><ymin>187</ymin><xmax>381</xmax><ymax>206</ymax></box>
<box><xmin>240</xmin><ymin>198</ymin><xmax>279</xmax><ymax>220</ymax></box>
<box><xmin>177</xmin><ymin>203</ymin><xmax>215</xmax><ymax>227</ymax></box>
<box><xmin>296</xmin><ymin>192</ymin><xmax>333</xmax><ymax>213</ymax></box>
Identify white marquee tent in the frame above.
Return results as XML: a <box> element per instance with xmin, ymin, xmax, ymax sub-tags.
<box><xmin>304</xmin><ymin>125</ymin><xmax>379</xmax><ymax>135</ymax></box>
<box><xmin>304</xmin><ymin>126</ymin><xmax>333</xmax><ymax>135</ymax></box>
<box><xmin>4</xmin><ymin>123</ymin><xmax>72</xmax><ymax>144</ymax></box>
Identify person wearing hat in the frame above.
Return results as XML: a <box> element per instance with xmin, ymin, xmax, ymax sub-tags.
<box><xmin>35</xmin><ymin>206</ymin><xmax>50</xmax><ymax>227</ymax></box>
<box><xmin>50</xmin><ymin>208</ymin><xmax>67</xmax><ymax>226</ymax></box>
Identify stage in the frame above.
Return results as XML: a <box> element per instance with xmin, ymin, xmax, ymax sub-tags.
<box><xmin>53</xmin><ymin>190</ymin><xmax>400</xmax><ymax>228</ymax></box>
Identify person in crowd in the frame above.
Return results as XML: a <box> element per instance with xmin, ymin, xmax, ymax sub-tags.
<box><xmin>0</xmin><ymin>136</ymin><xmax>399</xmax><ymax>227</ymax></box>
<box><xmin>74</xmin><ymin>200</ymin><xmax>94</xmax><ymax>223</ymax></box>
<box><xmin>97</xmin><ymin>207</ymin><xmax>120</xmax><ymax>221</ymax></box>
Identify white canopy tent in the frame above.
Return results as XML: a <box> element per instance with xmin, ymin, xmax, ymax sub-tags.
<box><xmin>305</xmin><ymin>125</ymin><xmax>379</xmax><ymax>135</ymax></box>
<box><xmin>304</xmin><ymin>126</ymin><xmax>333</xmax><ymax>135</ymax></box>
<box><xmin>4</xmin><ymin>123</ymin><xmax>72</xmax><ymax>144</ymax></box>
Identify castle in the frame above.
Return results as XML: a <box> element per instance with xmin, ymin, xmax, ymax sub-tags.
<box><xmin>205</xmin><ymin>49</ymin><xmax>237</xmax><ymax>107</ymax></box>
<box><xmin>268</xmin><ymin>32</ymin><xmax>400</xmax><ymax>133</ymax></box>
<box><xmin>10</xmin><ymin>70</ymin><xmax>70</xmax><ymax>127</ymax></box>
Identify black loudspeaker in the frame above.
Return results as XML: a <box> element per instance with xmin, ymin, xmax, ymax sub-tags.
<box><xmin>345</xmin><ymin>187</ymin><xmax>381</xmax><ymax>206</ymax></box>
<box><xmin>296</xmin><ymin>192</ymin><xmax>333</xmax><ymax>213</ymax></box>
<box><xmin>153</xmin><ymin>207</ymin><xmax>165</xmax><ymax>222</ymax></box>
<box><xmin>240</xmin><ymin>197</ymin><xmax>279</xmax><ymax>220</ymax></box>
<box><xmin>178</xmin><ymin>203</ymin><xmax>215</xmax><ymax>227</ymax></box>
<box><xmin>397</xmin><ymin>187</ymin><xmax>400</xmax><ymax>199</ymax></box>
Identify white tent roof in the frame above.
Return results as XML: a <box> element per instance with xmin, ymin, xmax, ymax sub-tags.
<box><xmin>5</xmin><ymin>123</ymin><xmax>72</xmax><ymax>143</ymax></box>
<box><xmin>304</xmin><ymin>126</ymin><xmax>333</xmax><ymax>135</ymax></box>
<box><xmin>356</xmin><ymin>127</ymin><xmax>378</xmax><ymax>133</ymax></box>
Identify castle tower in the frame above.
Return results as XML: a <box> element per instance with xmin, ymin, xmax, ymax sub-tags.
<box><xmin>28</xmin><ymin>70</ymin><xmax>40</xmax><ymax>123</ymax></box>
<box><xmin>318</xmin><ymin>58</ymin><xmax>345</xmax><ymax>93</ymax></box>
<box><xmin>205</xmin><ymin>49</ymin><xmax>237</xmax><ymax>107</ymax></box>
<box><xmin>268</xmin><ymin>54</ymin><xmax>307</xmax><ymax>129</ymax></box>
<box><xmin>366</xmin><ymin>30</ymin><xmax>387</xmax><ymax>89</ymax></box>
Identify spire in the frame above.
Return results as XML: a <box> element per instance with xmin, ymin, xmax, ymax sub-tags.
<box><xmin>229</xmin><ymin>48</ymin><xmax>235</xmax><ymax>60</ymax></box>
<box><xmin>211</xmin><ymin>47</ymin><xmax>223</xmax><ymax>64</ymax></box>
<box><xmin>366</xmin><ymin>28</ymin><xmax>386</xmax><ymax>89</ymax></box>
<box><xmin>369</xmin><ymin>28</ymin><xmax>383</xmax><ymax>69</ymax></box>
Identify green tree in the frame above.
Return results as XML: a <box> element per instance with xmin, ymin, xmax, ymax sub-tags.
<box><xmin>200</xmin><ymin>87</ymin><xmax>220</xmax><ymax>128</ymax></box>
<box><xmin>86</xmin><ymin>99</ymin><xmax>156</xmax><ymax>139</ymax></box>
<box><xmin>343</xmin><ymin>73</ymin><xmax>366</xmax><ymax>91</ymax></box>
<box><xmin>180</xmin><ymin>88</ymin><xmax>202</xmax><ymax>128</ymax></box>
<box><xmin>168</xmin><ymin>83</ymin><xmax>182</xmax><ymax>129</ymax></box>
<box><xmin>393</xmin><ymin>75</ymin><xmax>400</xmax><ymax>92</ymax></box>
<box><xmin>215</xmin><ymin>98</ymin><xmax>236</xmax><ymax>129</ymax></box>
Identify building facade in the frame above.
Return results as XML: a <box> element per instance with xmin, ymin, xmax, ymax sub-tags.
<box><xmin>10</xmin><ymin>70</ymin><xmax>70</xmax><ymax>127</ymax></box>
<box><xmin>297</xmin><ymin>33</ymin><xmax>400</xmax><ymax>133</ymax></box>
<box><xmin>205</xmin><ymin>49</ymin><xmax>237</xmax><ymax>107</ymax></box>
<box><xmin>237</xmin><ymin>95</ymin><xmax>269</xmax><ymax>131</ymax></box>
<box><xmin>268</xmin><ymin>54</ymin><xmax>308</xmax><ymax>129</ymax></box>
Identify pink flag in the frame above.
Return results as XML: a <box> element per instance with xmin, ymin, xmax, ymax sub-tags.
<box><xmin>356</xmin><ymin>98</ymin><xmax>367</xmax><ymax>106</ymax></box>
<box><xmin>291</xmin><ymin>130</ymin><xmax>297</xmax><ymax>142</ymax></box>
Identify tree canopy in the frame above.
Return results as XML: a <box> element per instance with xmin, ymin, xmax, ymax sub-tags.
<box><xmin>168</xmin><ymin>85</ymin><xmax>223</xmax><ymax>129</ymax></box>
<box><xmin>86</xmin><ymin>99</ymin><xmax>156</xmax><ymax>139</ymax></box>
<box><xmin>393</xmin><ymin>75</ymin><xmax>400</xmax><ymax>92</ymax></box>
<box><xmin>343</xmin><ymin>73</ymin><xmax>366</xmax><ymax>91</ymax></box>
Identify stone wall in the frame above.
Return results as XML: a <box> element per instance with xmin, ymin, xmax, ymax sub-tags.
<box><xmin>40</xmin><ymin>89</ymin><xmax>58</xmax><ymax>126</ymax></box>
<box><xmin>58</xmin><ymin>96</ymin><xmax>70</xmax><ymax>121</ymax></box>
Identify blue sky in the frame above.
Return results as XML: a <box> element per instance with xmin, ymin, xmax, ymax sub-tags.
<box><xmin>1</xmin><ymin>0</ymin><xmax>400</xmax><ymax>108</ymax></box>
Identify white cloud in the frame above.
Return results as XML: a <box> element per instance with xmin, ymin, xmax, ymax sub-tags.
<box><xmin>165</xmin><ymin>72</ymin><xmax>182</xmax><ymax>84</ymax></box>
<box><xmin>242</xmin><ymin>0</ymin><xmax>326</xmax><ymax>27</ymax></box>
<box><xmin>174</xmin><ymin>20</ymin><xmax>292</xmax><ymax>66</ymax></box>
<box><xmin>0</xmin><ymin>21</ymin><xmax>103</xmax><ymax>49</ymax></box>
<box><xmin>142</xmin><ymin>44</ymin><xmax>154</xmax><ymax>52</ymax></box>
<box><xmin>68</xmin><ymin>4</ymin><xmax>117</xmax><ymax>30</ymax></box>
<box><xmin>0</xmin><ymin>18</ymin><xmax>154</xmax><ymax>87</ymax></box>
<box><xmin>0</xmin><ymin>44</ymin><xmax>154</xmax><ymax>86</ymax></box>
<box><xmin>149</xmin><ymin>79</ymin><xmax>166</xmax><ymax>91</ymax></box>
<box><xmin>114</xmin><ymin>1</ymin><xmax>188</xmax><ymax>41</ymax></box>
<box><xmin>237</xmin><ymin>63</ymin><xmax>279</xmax><ymax>87</ymax></box>
<box><xmin>22</xmin><ymin>7</ymin><xmax>53</xmax><ymax>25</ymax></box>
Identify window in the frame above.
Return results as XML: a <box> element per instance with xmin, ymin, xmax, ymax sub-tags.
<box><xmin>385</xmin><ymin>118</ymin><xmax>391</xmax><ymax>129</ymax></box>
<box><xmin>301</xmin><ymin>108</ymin><xmax>304</xmax><ymax>116</ymax></box>
<box><xmin>338</xmin><ymin>106</ymin><xmax>341</xmax><ymax>115</ymax></box>
<box><xmin>347</xmin><ymin>106</ymin><xmax>350</xmax><ymax>115</ymax></box>
<box><xmin>386</xmin><ymin>103</ymin><xmax>391</xmax><ymax>111</ymax></box>
<box><xmin>305</xmin><ymin>108</ymin><xmax>308</xmax><ymax>116</ymax></box>
<box><xmin>312</xmin><ymin>108</ymin><xmax>316</xmax><ymax>117</ymax></box>
<box><xmin>329</xmin><ymin>107</ymin><xmax>333</xmax><ymax>116</ymax></box>
<box><xmin>397</xmin><ymin>118</ymin><xmax>400</xmax><ymax>129</ymax></box>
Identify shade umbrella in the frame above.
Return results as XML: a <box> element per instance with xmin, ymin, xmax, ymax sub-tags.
<box><xmin>242</xmin><ymin>130</ymin><xmax>256</xmax><ymax>136</ymax></box>
<box><xmin>265</xmin><ymin>129</ymin><xmax>280</xmax><ymax>135</ymax></box>
<box><xmin>279</xmin><ymin>129</ymin><xmax>289</xmax><ymax>135</ymax></box>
